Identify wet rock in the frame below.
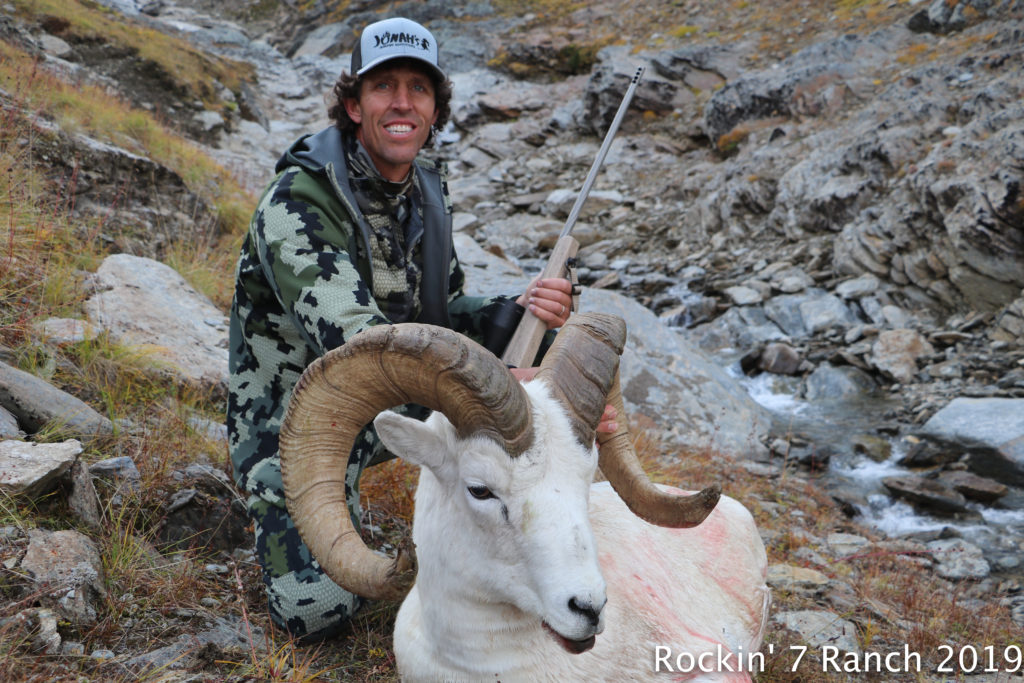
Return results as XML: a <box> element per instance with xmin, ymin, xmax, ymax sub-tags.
<box><xmin>937</xmin><ymin>470</ymin><xmax>1008</xmax><ymax>503</ymax></box>
<box><xmin>919</xmin><ymin>397</ymin><xmax>1024</xmax><ymax>486</ymax></box>
<box><xmin>20</xmin><ymin>529</ymin><xmax>106</xmax><ymax>624</ymax></box>
<box><xmin>773</xmin><ymin>610</ymin><xmax>861</xmax><ymax>654</ymax></box>
<box><xmin>926</xmin><ymin>538</ymin><xmax>990</xmax><ymax>580</ymax></box>
<box><xmin>882</xmin><ymin>475</ymin><xmax>968</xmax><ymax>514</ymax></box>
<box><xmin>804</xmin><ymin>364</ymin><xmax>877</xmax><ymax>401</ymax></box>
<box><xmin>851</xmin><ymin>433</ymin><xmax>892</xmax><ymax>463</ymax></box>
<box><xmin>870</xmin><ymin>329</ymin><xmax>934</xmax><ymax>383</ymax></box>
<box><xmin>750</xmin><ymin>342</ymin><xmax>806</xmax><ymax>376</ymax></box>
<box><xmin>0</xmin><ymin>439</ymin><xmax>82</xmax><ymax>498</ymax></box>
<box><xmin>83</xmin><ymin>254</ymin><xmax>229</xmax><ymax>396</ymax></box>
<box><xmin>0</xmin><ymin>362</ymin><xmax>113</xmax><ymax>437</ymax></box>
<box><xmin>898</xmin><ymin>438</ymin><xmax>961</xmax><ymax>467</ymax></box>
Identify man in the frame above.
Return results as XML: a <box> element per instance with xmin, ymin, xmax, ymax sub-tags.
<box><xmin>227</xmin><ymin>17</ymin><xmax>587</xmax><ymax>642</ymax></box>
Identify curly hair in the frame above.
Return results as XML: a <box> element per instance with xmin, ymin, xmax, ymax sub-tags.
<box><xmin>327</xmin><ymin>59</ymin><xmax>452</xmax><ymax>145</ymax></box>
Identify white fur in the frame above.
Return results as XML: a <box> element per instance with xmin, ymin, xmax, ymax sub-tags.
<box><xmin>374</xmin><ymin>381</ymin><xmax>770</xmax><ymax>682</ymax></box>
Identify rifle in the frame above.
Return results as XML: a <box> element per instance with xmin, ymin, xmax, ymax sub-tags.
<box><xmin>499</xmin><ymin>66</ymin><xmax>645</xmax><ymax>368</ymax></box>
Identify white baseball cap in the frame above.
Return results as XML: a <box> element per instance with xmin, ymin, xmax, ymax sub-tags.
<box><xmin>351</xmin><ymin>17</ymin><xmax>445</xmax><ymax>81</ymax></box>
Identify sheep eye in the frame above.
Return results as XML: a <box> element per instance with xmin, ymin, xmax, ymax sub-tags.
<box><xmin>467</xmin><ymin>485</ymin><xmax>495</xmax><ymax>500</ymax></box>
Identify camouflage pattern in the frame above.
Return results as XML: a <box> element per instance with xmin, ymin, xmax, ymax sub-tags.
<box><xmin>228</xmin><ymin>128</ymin><xmax>512</xmax><ymax>640</ymax></box>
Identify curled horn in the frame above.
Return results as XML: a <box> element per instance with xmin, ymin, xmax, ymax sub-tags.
<box><xmin>279</xmin><ymin>324</ymin><xmax>533</xmax><ymax>601</ymax></box>
<box><xmin>536</xmin><ymin>313</ymin><xmax>720</xmax><ymax>528</ymax></box>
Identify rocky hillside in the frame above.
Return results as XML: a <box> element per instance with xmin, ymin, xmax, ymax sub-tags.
<box><xmin>1</xmin><ymin>0</ymin><xmax>1023</xmax><ymax>680</ymax></box>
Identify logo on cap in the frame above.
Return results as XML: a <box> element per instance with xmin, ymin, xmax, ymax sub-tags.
<box><xmin>374</xmin><ymin>31</ymin><xmax>430</xmax><ymax>52</ymax></box>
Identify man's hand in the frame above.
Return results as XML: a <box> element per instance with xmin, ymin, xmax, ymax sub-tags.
<box><xmin>516</xmin><ymin>277</ymin><xmax>573</xmax><ymax>330</ymax></box>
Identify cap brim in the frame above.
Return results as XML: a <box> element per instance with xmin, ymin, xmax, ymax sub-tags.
<box><xmin>356</xmin><ymin>52</ymin><xmax>446</xmax><ymax>81</ymax></box>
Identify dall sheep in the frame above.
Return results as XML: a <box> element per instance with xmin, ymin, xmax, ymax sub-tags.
<box><xmin>280</xmin><ymin>313</ymin><xmax>770</xmax><ymax>681</ymax></box>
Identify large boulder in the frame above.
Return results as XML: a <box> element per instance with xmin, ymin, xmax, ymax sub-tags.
<box><xmin>83</xmin><ymin>254</ymin><xmax>229</xmax><ymax>395</ymax></box>
<box><xmin>918</xmin><ymin>397</ymin><xmax>1024</xmax><ymax>486</ymax></box>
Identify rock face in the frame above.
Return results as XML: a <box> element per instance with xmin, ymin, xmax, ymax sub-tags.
<box><xmin>83</xmin><ymin>254</ymin><xmax>230</xmax><ymax>395</ymax></box>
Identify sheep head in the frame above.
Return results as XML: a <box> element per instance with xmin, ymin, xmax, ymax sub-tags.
<box><xmin>278</xmin><ymin>313</ymin><xmax>720</xmax><ymax>603</ymax></box>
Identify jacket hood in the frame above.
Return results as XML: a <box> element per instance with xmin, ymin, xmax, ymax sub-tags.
<box><xmin>275</xmin><ymin>126</ymin><xmax>345</xmax><ymax>175</ymax></box>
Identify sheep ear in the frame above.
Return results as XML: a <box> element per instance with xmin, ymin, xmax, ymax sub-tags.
<box><xmin>374</xmin><ymin>411</ymin><xmax>449</xmax><ymax>470</ymax></box>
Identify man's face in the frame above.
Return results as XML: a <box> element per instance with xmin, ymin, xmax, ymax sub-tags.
<box><xmin>344</xmin><ymin>62</ymin><xmax>439</xmax><ymax>182</ymax></box>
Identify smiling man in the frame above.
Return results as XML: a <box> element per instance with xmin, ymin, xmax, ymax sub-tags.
<box><xmin>226</xmin><ymin>17</ymin><xmax>579</xmax><ymax>643</ymax></box>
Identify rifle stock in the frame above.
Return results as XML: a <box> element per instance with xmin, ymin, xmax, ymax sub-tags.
<box><xmin>500</xmin><ymin>235</ymin><xmax>579</xmax><ymax>368</ymax></box>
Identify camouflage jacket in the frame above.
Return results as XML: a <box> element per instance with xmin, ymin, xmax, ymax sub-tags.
<box><xmin>227</xmin><ymin>127</ymin><xmax>510</xmax><ymax>504</ymax></box>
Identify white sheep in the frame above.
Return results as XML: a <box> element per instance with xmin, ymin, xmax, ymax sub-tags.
<box><xmin>280</xmin><ymin>313</ymin><xmax>770</xmax><ymax>682</ymax></box>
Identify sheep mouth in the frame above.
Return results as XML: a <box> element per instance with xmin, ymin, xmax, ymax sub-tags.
<box><xmin>542</xmin><ymin>622</ymin><xmax>596</xmax><ymax>654</ymax></box>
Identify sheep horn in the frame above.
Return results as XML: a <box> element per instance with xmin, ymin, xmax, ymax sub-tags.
<box><xmin>536</xmin><ymin>313</ymin><xmax>720</xmax><ymax>528</ymax></box>
<box><xmin>279</xmin><ymin>323</ymin><xmax>533</xmax><ymax>601</ymax></box>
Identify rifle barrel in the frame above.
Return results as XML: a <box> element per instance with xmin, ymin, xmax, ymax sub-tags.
<box><xmin>560</xmin><ymin>65</ymin><xmax>645</xmax><ymax>239</ymax></box>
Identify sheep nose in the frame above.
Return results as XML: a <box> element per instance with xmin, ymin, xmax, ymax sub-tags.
<box><xmin>568</xmin><ymin>596</ymin><xmax>603</xmax><ymax>627</ymax></box>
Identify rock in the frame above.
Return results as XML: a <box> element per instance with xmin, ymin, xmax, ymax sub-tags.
<box><xmin>0</xmin><ymin>405</ymin><xmax>23</xmax><ymax>439</ymax></box>
<box><xmin>851</xmin><ymin>433</ymin><xmax>892</xmax><ymax>463</ymax></box>
<box><xmin>908</xmin><ymin>0</ymin><xmax>1009</xmax><ymax>34</ymax></box>
<box><xmin>804</xmin><ymin>364</ymin><xmax>877</xmax><ymax>401</ymax></box>
<box><xmin>704</xmin><ymin>30</ymin><xmax>904</xmax><ymax>144</ymax></box>
<box><xmin>882</xmin><ymin>475</ymin><xmax>968</xmax><ymax>514</ymax></box>
<box><xmin>799</xmin><ymin>294</ymin><xmax>858</xmax><ymax>334</ymax></box>
<box><xmin>692</xmin><ymin>305</ymin><xmax>789</xmax><ymax>353</ymax></box>
<box><xmin>926</xmin><ymin>538</ymin><xmax>990</xmax><ymax>580</ymax></box>
<box><xmin>826</xmin><ymin>532</ymin><xmax>870</xmax><ymax>559</ymax></box>
<box><xmin>89</xmin><ymin>456</ymin><xmax>142</xmax><ymax>495</ymax></box>
<box><xmin>20</xmin><ymin>529</ymin><xmax>106</xmax><ymax>624</ymax></box>
<box><xmin>758</xmin><ymin>342</ymin><xmax>805</xmax><ymax>375</ymax></box>
<box><xmin>723</xmin><ymin>285</ymin><xmax>763</xmax><ymax>305</ymax></box>
<box><xmin>67</xmin><ymin>459</ymin><xmax>103</xmax><ymax>531</ymax></box>
<box><xmin>836</xmin><ymin>273</ymin><xmax>881</xmax><ymax>300</ymax></box>
<box><xmin>937</xmin><ymin>470</ymin><xmax>1008</xmax><ymax>503</ymax></box>
<box><xmin>0</xmin><ymin>439</ymin><xmax>82</xmax><ymax>498</ymax></box>
<box><xmin>0</xmin><ymin>361</ymin><xmax>113</xmax><ymax>437</ymax></box>
<box><xmin>32</xmin><ymin>318</ymin><xmax>99</xmax><ymax>345</ymax></box>
<box><xmin>919</xmin><ymin>398</ymin><xmax>1024</xmax><ymax>486</ymax></box>
<box><xmin>121</xmin><ymin>615</ymin><xmax>263</xmax><ymax>674</ymax></box>
<box><xmin>870</xmin><ymin>329</ymin><xmax>934</xmax><ymax>383</ymax></box>
<box><xmin>83</xmin><ymin>254</ymin><xmax>229</xmax><ymax>395</ymax></box>
<box><xmin>767</xmin><ymin>564</ymin><xmax>830</xmax><ymax>594</ymax></box>
<box><xmin>157</xmin><ymin>465</ymin><xmax>248</xmax><ymax>553</ymax></box>
<box><xmin>898</xmin><ymin>438</ymin><xmax>961</xmax><ymax>467</ymax></box>
<box><xmin>773</xmin><ymin>610</ymin><xmax>861</xmax><ymax>654</ymax></box>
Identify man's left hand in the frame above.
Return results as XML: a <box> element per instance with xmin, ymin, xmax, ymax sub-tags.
<box><xmin>516</xmin><ymin>277</ymin><xmax>573</xmax><ymax>329</ymax></box>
